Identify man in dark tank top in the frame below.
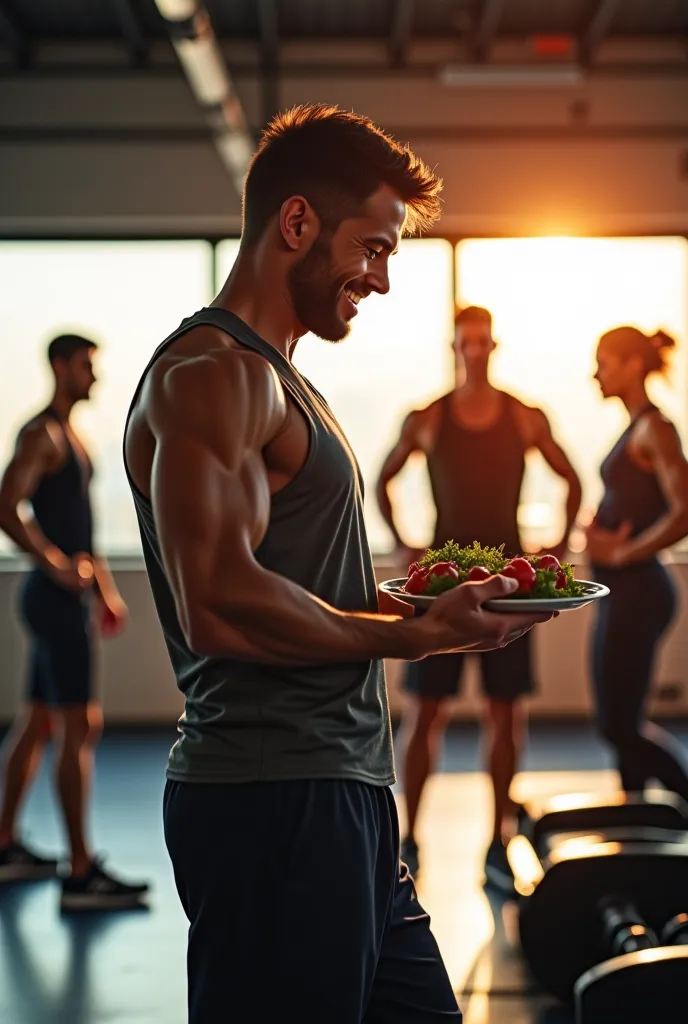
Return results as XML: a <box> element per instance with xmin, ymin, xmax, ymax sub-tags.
<box><xmin>377</xmin><ymin>305</ymin><xmax>582</xmax><ymax>891</ymax></box>
<box><xmin>122</xmin><ymin>107</ymin><xmax>553</xmax><ymax>1022</ymax></box>
<box><xmin>0</xmin><ymin>334</ymin><xmax>148</xmax><ymax>910</ymax></box>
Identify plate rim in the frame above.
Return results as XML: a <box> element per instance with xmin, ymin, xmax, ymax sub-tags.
<box><xmin>379</xmin><ymin>577</ymin><xmax>610</xmax><ymax>610</ymax></box>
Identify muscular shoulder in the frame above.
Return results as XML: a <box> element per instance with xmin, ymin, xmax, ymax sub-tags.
<box><xmin>16</xmin><ymin>415</ymin><xmax>63</xmax><ymax>463</ymax></box>
<box><xmin>144</xmin><ymin>326</ymin><xmax>287</xmax><ymax>448</ymax></box>
<box><xmin>509</xmin><ymin>395</ymin><xmax>549</xmax><ymax>445</ymax></box>
<box><xmin>401</xmin><ymin>397</ymin><xmax>443</xmax><ymax>450</ymax></box>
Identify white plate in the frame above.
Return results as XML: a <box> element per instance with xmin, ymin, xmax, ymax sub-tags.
<box><xmin>379</xmin><ymin>578</ymin><xmax>610</xmax><ymax>613</ymax></box>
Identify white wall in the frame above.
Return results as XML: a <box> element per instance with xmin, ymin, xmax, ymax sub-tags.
<box><xmin>1</xmin><ymin>558</ymin><xmax>687</xmax><ymax>725</ymax></box>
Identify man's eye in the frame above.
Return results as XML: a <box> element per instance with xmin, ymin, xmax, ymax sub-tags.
<box><xmin>365</xmin><ymin>248</ymin><xmax>379</xmax><ymax>260</ymax></box>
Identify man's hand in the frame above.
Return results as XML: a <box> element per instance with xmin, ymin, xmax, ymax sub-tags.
<box><xmin>97</xmin><ymin>594</ymin><xmax>129</xmax><ymax>638</ymax></box>
<box><xmin>44</xmin><ymin>550</ymin><xmax>95</xmax><ymax>593</ymax></box>
<box><xmin>417</xmin><ymin>573</ymin><xmax>555</xmax><ymax>657</ymax></box>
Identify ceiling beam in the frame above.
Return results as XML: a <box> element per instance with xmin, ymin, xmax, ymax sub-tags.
<box><xmin>579</xmin><ymin>0</ymin><xmax>623</xmax><ymax>66</ymax></box>
<box><xmin>257</xmin><ymin>0</ymin><xmax>279</xmax><ymax>125</ymax></box>
<box><xmin>258</xmin><ymin>0</ymin><xmax>278</xmax><ymax>61</ymax></box>
<box><xmin>109</xmin><ymin>0</ymin><xmax>148</xmax><ymax>67</ymax></box>
<box><xmin>154</xmin><ymin>0</ymin><xmax>255</xmax><ymax>196</ymax></box>
<box><xmin>0</xmin><ymin>2</ymin><xmax>29</xmax><ymax>67</ymax></box>
<box><xmin>4</xmin><ymin>123</ymin><xmax>687</xmax><ymax>144</ymax></box>
<box><xmin>472</xmin><ymin>0</ymin><xmax>505</xmax><ymax>62</ymax></box>
<box><xmin>389</xmin><ymin>0</ymin><xmax>414</xmax><ymax>69</ymax></box>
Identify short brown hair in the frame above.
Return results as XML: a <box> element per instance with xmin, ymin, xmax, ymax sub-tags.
<box><xmin>242</xmin><ymin>104</ymin><xmax>442</xmax><ymax>244</ymax></box>
<box><xmin>47</xmin><ymin>334</ymin><xmax>97</xmax><ymax>365</ymax></box>
<box><xmin>600</xmin><ymin>325</ymin><xmax>676</xmax><ymax>377</ymax></box>
<box><xmin>454</xmin><ymin>306</ymin><xmax>492</xmax><ymax>329</ymax></box>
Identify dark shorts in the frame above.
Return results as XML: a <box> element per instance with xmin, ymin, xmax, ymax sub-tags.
<box><xmin>19</xmin><ymin>571</ymin><xmax>92</xmax><ymax>707</ymax></box>
<box><xmin>163</xmin><ymin>778</ymin><xmax>462</xmax><ymax>1023</ymax></box>
<box><xmin>405</xmin><ymin>632</ymin><xmax>534</xmax><ymax>703</ymax></box>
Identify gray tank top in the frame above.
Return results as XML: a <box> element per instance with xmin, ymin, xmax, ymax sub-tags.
<box><xmin>123</xmin><ymin>308</ymin><xmax>394</xmax><ymax>786</ymax></box>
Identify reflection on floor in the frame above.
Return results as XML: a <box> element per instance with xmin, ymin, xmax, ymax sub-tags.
<box><xmin>0</xmin><ymin>733</ymin><xmax>186</xmax><ymax>1024</ymax></box>
<box><xmin>408</xmin><ymin>770</ymin><xmax>620</xmax><ymax>1024</ymax></box>
<box><xmin>0</xmin><ymin>727</ymin><xmax>682</xmax><ymax>1023</ymax></box>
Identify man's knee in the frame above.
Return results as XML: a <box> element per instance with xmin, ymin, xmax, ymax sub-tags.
<box><xmin>486</xmin><ymin>698</ymin><xmax>520</xmax><ymax>736</ymax></box>
<box><xmin>408</xmin><ymin>697</ymin><xmax>451</xmax><ymax>738</ymax></box>
<box><xmin>25</xmin><ymin>702</ymin><xmax>53</xmax><ymax>740</ymax></box>
<box><xmin>5</xmin><ymin>703</ymin><xmax>53</xmax><ymax>748</ymax></box>
<box><xmin>57</xmin><ymin>703</ymin><xmax>102</xmax><ymax>749</ymax></box>
<box><xmin>86</xmin><ymin>704</ymin><xmax>104</xmax><ymax>746</ymax></box>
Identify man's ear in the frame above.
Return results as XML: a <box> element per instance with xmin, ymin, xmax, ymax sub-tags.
<box><xmin>279</xmin><ymin>195</ymin><xmax>321</xmax><ymax>252</ymax></box>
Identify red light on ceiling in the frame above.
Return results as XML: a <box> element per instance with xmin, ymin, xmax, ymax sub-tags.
<box><xmin>530</xmin><ymin>35</ymin><xmax>575</xmax><ymax>57</ymax></box>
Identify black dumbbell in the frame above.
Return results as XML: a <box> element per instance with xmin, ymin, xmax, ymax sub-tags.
<box><xmin>574</xmin><ymin>901</ymin><xmax>688</xmax><ymax>1023</ymax></box>
<box><xmin>574</xmin><ymin>899</ymin><xmax>655</xmax><ymax>1021</ymax></box>
<box><xmin>662</xmin><ymin>912</ymin><xmax>688</xmax><ymax>945</ymax></box>
<box><xmin>518</xmin><ymin>789</ymin><xmax>688</xmax><ymax>857</ymax></box>
<box><xmin>508</xmin><ymin>827</ymin><xmax>688</xmax><ymax>1007</ymax></box>
<box><xmin>599</xmin><ymin>896</ymin><xmax>659</xmax><ymax>955</ymax></box>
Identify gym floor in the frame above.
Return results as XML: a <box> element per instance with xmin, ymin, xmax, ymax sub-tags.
<box><xmin>1</xmin><ymin>722</ymin><xmax>687</xmax><ymax>1024</ymax></box>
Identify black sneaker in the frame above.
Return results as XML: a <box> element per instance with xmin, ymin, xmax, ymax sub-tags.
<box><xmin>0</xmin><ymin>840</ymin><xmax>59</xmax><ymax>882</ymax></box>
<box><xmin>400</xmin><ymin>836</ymin><xmax>420</xmax><ymax>879</ymax></box>
<box><xmin>483</xmin><ymin>838</ymin><xmax>516</xmax><ymax>896</ymax></box>
<box><xmin>60</xmin><ymin>858</ymin><xmax>150</xmax><ymax>911</ymax></box>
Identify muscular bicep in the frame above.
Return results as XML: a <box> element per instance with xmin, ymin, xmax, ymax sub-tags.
<box><xmin>531</xmin><ymin>409</ymin><xmax>579</xmax><ymax>480</ymax></box>
<box><xmin>146</xmin><ymin>350</ymin><xmax>283</xmax><ymax>643</ymax></box>
<box><xmin>0</xmin><ymin>427</ymin><xmax>53</xmax><ymax>509</ymax></box>
<box><xmin>151</xmin><ymin>427</ymin><xmax>270</xmax><ymax>637</ymax></box>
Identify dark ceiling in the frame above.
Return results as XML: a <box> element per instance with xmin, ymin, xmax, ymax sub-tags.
<box><xmin>1</xmin><ymin>0</ymin><xmax>686</xmax><ymax>70</ymax></box>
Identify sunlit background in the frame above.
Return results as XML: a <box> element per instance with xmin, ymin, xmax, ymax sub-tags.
<box><xmin>2</xmin><ymin>235</ymin><xmax>685</xmax><ymax>557</ymax></box>
<box><xmin>455</xmin><ymin>236</ymin><xmax>688</xmax><ymax>552</ymax></box>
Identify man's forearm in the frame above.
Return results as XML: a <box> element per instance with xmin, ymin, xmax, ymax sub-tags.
<box><xmin>187</xmin><ymin>565</ymin><xmax>437</xmax><ymax>666</ymax></box>
<box><xmin>0</xmin><ymin>506</ymin><xmax>62</xmax><ymax>568</ymax></box>
<box><xmin>375</xmin><ymin>481</ymin><xmax>405</xmax><ymax>548</ymax></box>
<box><xmin>564</xmin><ymin>476</ymin><xmax>583</xmax><ymax>542</ymax></box>
<box><xmin>93</xmin><ymin>557</ymin><xmax>121</xmax><ymax>604</ymax></box>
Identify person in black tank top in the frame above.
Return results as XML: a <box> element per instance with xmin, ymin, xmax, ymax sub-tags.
<box><xmin>0</xmin><ymin>334</ymin><xmax>148</xmax><ymax>910</ymax></box>
<box><xmin>122</xmin><ymin>109</ymin><xmax>553</xmax><ymax>1023</ymax></box>
<box><xmin>377</xmin><ymin>305</ymin><xmax>582</xmax><ymax>890</ymax></box>
<box><xmin>586</xmin><ymin>325</ymin><xmax>688</xmax><ymax>801</ymax></box>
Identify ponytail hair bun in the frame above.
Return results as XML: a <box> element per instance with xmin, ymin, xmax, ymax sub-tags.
<box><xmin>650</xmin><ymin>329</ymin><xmax>675</xmax><ymax>352</ymax></box>
<box><xmin>600</xmin><ymin>325</ymin><xmax>676</xmax><ymax>378</ymax></box>
<box><xmin>648</xmin><ymin>329</ymin><xmax>675</xmax><ymax>374</ymax></box>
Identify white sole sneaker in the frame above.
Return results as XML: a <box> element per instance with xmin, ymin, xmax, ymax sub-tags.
<box><xmin>60</xmin><ymin>891</ymin><xmax>148</xmax><ymax>911</ymax></box>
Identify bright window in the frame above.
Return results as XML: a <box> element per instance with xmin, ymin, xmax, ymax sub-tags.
<box><xmin>217</xmin><ymin>237</ymin><xmax>455</xmax><ymax>553</ymax></box>
<box><xmin>10</xmin><ymin>236</ymin><xmax>678</xmax><ymax>561</ymax></box>
<box><xmin>455</xmin><ymin>237</ymin><xmax>688</xmax><ymax>551</ymax></box>
<box><xmin>0</xmin><ymin>241</ymin><xmax>213</xmax><ymax>556</ymax></box>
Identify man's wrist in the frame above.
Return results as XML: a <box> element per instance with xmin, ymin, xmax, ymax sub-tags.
<box><xmin>389</xmin><ymin>614</ymin><xmax>443</xmax><ymax>662</ymax></box>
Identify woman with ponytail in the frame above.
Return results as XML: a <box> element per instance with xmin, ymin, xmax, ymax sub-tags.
<box><xmin>586</xmin><ymin>325</ymin><xmax>688</xmax><ymax>799</ymax></box>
